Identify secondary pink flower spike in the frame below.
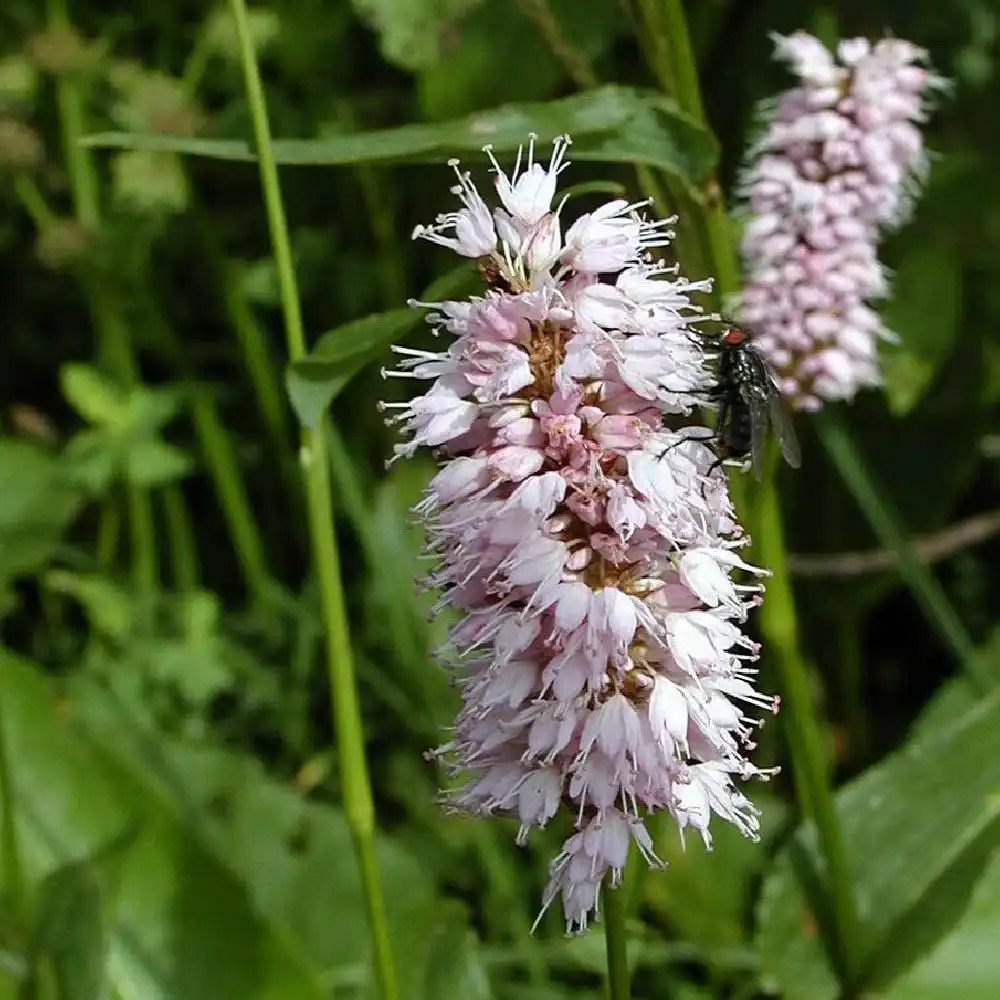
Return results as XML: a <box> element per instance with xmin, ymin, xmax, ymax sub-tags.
<box><xmin>386</xmin><ymin>135</ymin><xmax>777</xmax><ymax>933</ymax></box>
<box><xmin>737</xmin><ymin>33</ymin><xmax>944</xmax><ymax>410</ymax></box>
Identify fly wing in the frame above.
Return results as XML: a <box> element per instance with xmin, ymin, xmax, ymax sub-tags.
<box><xmin>768</xmin><ymin>389</ymin><xmax>802</xmax><ymax>469</ymax></box>
<box><xmin>748</xmin><ymin>388</ymin><xmax>771</xmax><ymax>481</ymax></box>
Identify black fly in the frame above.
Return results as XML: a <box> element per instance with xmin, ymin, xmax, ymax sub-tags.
<box><xmin>707</xmin><ymin>323</ymin><xmax>801</xmax><ymax>480</ymax></box>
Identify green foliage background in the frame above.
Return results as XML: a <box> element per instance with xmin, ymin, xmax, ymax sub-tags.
<box><xmin>0</xmin><ymin>1</ymin><xmax>998</xmax><ymax>998</ymax></box>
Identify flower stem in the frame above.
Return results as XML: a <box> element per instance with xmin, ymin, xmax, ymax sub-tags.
<box><xmin>0</xmin><ymin>705</ymin><xmax>25</xmax><ymax>920</ymax></box>
<box><xmin>755</xmin><ymin>456</ymin><xmax>862</xmax><ymax>983</ymax></box>
<box><xmin>636</xmin><ymin>0</ymin><xmax>740</xmax><ymax>303</ymax></box>
<box><xmin>817</xmin><ymin>410</ymin><xmax>990</xmax><ymax>691</ymax></box>
<box><xmin>225</xmin><ymin>2</ymin><xmax>398</xmax><ymax>998</ymax></box>
<box><xmin>602</xmin><ymin>878</ymin><xmax>631</xmax><ymax>1000</ymax></box>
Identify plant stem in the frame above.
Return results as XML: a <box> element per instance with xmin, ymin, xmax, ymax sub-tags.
<box><xmin>0</xmin><ymin>706</ymin><xmax>25</xmax><ymax>920</ymax></box>
<box><xmin>162</xmin><ymin>485</ymin><xmax>199</xmax><ymax>593</ymax></box>
<box><xmin>755</xmin><ymin>456</ymin><xmax>862</xmax><ymax>982</ymax></box>
<box><xmin>226</xmin><ymin>3</ymin><xmax>398</xmax><ymax>998</ymax></box>
<box><xmin>816</xmin><ymin>411</ymin><xmax>989</xmax><ymax>690</ymax></box>
<box><xmin>602</xmin><ymin>878</ymin><xmax>631</xmax><ymax>1000</ymax></box>
<box><xmin>636</xmin><ymin>0</ymin><xmax>740</xmax><ymax>303</ymax></box>
<box><xmin>190</xmin><ymin>393</ymin><xmax>272</xmax><ymax>604</ymax></box>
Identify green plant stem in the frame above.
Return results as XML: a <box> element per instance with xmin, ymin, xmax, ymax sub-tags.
<box><xmin>0</xmin><ymin>706</ymin><xmax>25</xmax><ymax>920</ymax></box>
<box><xmin>636</xmin><ymin>0</ymin><xmax>740</xmax><ymax>303</ymax></box>
<box><xmin>49</xmin><ymin>0</ymin><xmax>158</xmax><ymax>596</ymax></box>
<box><xmin>817</xmin><ymin>411</ymin><xmax>989</xmax><ymax>691</ymax></box>
<box><xmin>602</xmin><ymin>879</ymin><xmax>631</xmax><ymax>1000</ymax></box>
<box><xmin>226</xmin><ymin>2</ymin><xmax>398</xmax><ymax>998</ymax></box>
<box><xmin>162</xmin><ymin>485</ymin><xmax>199</xmax><ymax>593</ymax></box>
<box><xmin>190</xmin><ymin>394</ymin><xmax>272</xmax><ymax>603</ymax></box>
<box><xmin>755</xmin><ymin>457</ymin><xmax>862</xmax><ymax>983</ymax></box>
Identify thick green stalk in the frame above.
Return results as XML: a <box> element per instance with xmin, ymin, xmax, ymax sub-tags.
<box><xmin>755</xmin><ymin>459</ymin><xmax>862</xmax><ymax>981</ymax></box>
<box><xmin>602</xmin><ymin>880</ymin><xmax>631</xmax><ymax>1000</ymax></box>
<box><xmin>817</xmin><ymin>412</ymin><xmax>989</xmax><ymax>690</ymax></box>
<box><xmin>225</xmin><ymin>2</ymin><xmax>398</xmax><ymax>998</ymax></box>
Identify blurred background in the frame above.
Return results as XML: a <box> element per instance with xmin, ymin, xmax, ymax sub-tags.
<box><xmin>0</xmin><ymin>1</ymin><xmax>998</xmax><ymax>998</ymax></box>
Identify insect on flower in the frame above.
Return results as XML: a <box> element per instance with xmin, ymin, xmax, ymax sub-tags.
<box><xmin>707</xmin><ymin>322</ymin><xmax>802</xmax><ymax>480</ymax></box>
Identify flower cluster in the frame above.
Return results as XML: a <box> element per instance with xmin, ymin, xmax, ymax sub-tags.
<box><xmin>737</xmin><ymin>33</ymin><xmax>943</xmax><ymax>410</ymax></box>
<box><xmin>386</xmin><ymin>136</ymin><xmax>776</xmax><ymax>932</ymax></box>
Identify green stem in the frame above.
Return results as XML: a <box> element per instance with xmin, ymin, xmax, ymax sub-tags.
<box><xmin>816</xmin><ymin>411</ymin><xmax>989</xmax><ymax>690</ymax></box>
<box><xmin>162</xmin><ymin>485</ymin><xmax>199</xmax><ymax>593</ymax></box>
<box><xmin>0</xmin><ymin>706</ymin><xmax>25</xmax><ymax>920</ymax></box>
<box><xmin>226</xmin><ymin>3</ymin><xmax>398</xmax><ymax>998</ymax></box>
<box><xmin>755</xmin><ymin>457</ymin><xmax>862</xmax><ymax>983</ymax></box>
<box><xmin>636</xmin><ymin>0</ymin><xmax>740</xmax><ymax>303</ymax></box>
<box><xmin>190</xmin><ymin>393</ymin><xmax>272</xmax><ymax>603</ymax></box>
<box><xmin>602</xmin><ymin>879</ymin><xmax>631</xmax><ymax>1000</ymax></box>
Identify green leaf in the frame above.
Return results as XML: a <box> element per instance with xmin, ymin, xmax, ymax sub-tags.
<box><xmin>756</xmin><ymin>686</ymin><xmax>1000</xmax><ymax>999</ymax></box>
<box><xmin>61</xmin><ymin>430</ymin><xmax>119</xmax><ymax>494</ymax></box>
<box><xmin>350</xmin><ymin>0</ymin><xmax>485</xmax><ymax>71</ymax></box>
<box><xmin>880</xmin><ymin>241</ymin><xmax>963</xmax><ymax>416</ymax></box>
<box><xmin>883</xmin><ymin>849</ymin><xmax>1000</xmax><ymax>999</ymax></box>
<box><xmin>286</xmin><ymin>262</ymin><xmax>481</xmax><ymax>427</ymax></box>
<box><xmin>0</xmin><ymin>440</ymin><xmax>82</xmax><ymax>588</ymax></box>
<box><xmin>44</xmin><ymin>572</ymin><xmax>132</xmax><ymax>639</ymax></box>
<box><xmin>125</xmin><ymin>440</ymin><xmax>193</xmax><ymax>487</ymax></box>
<box><xmin>65</xmin><ymin>675</ymin><xmax>445</xmax><ymax>998</ymax></box>
<box><xmin>60</xmin><ymin>366</ymin><xmax>127</xmax><ymax>428</ymax></box>
<box><xmin>26</xmin><ymin>853</ymin><xmax>116</xmax><ymax>1000</ymax></box>
<box><xmin>286</xmin><ymin>309</ymin><xmax>414</xmax><ymax>428</ymax></box>
<box><xmin>415</xmin><ymin>0</ymin><xmax>626</xmax><ymax>120</ymax></box>
<box><xmin>420</xmin><ymin>902</ymin><xmax>493</xmax><ymax>1000</ymax></box>
<box><xmin>83</xmin><ymin>86</ymin><xmax>718</xmax><ymax>187</ymax></box>
<box><xmin>0</xmin><ymin>650</ymin><xmax>328</xmax><ymax>1000</ymax></box>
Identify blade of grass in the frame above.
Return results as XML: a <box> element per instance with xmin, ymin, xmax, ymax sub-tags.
<box><xmin>225</xmin><ymin>2</ymin><xmax>399</xmax><ymax>998</ymax></box>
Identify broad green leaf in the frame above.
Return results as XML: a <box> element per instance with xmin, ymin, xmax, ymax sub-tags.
<box><xmin>83</xmin><ymin>86</ymin><xmax>718</xmax><ymax>187</ymax></box>
<box><xmin>60</xmin><ymin>365</ymin><xmax>127</xmax><ymax>428</ymax></box>
<box><xmin>756</xmin><ymin>686</ymin><xmax>1000</xmax><ymax>999</ymax></box>
<box><xmin>0</xmin><ymin>440</ymin><xmax>82</xmax><ymax>587</ymax></box>
<box><xmin>67</xmin><ymin>677</ymin><xmax>443</xmax><ymax>998</ymax></box>
<box><xmin>0</xmin><ymin>650</ymin><xmax>327</xmax><ymax>1000</ymax></box>
<box><xmin>880</xmin><ymin>242</ymin><xmax>963</xmax><ymax>416</ymax></box>
<box><xmin>883</xmin><ymin>849</ymin><xmax>1000</xmax><ymax>999</ymax></box>
<box><xmin>351</xmin><ymin>0</ymin><xmax>484</xmax><ymax>71</ymax></box>
<box><xmin>286</xmin><ymin>309</ymin><xmax>414</xmax><ymax>428</ymax></box>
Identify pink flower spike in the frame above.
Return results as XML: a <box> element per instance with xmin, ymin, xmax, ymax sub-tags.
<box><xmin>388</xmin><ymin>136</ymin><xmax>775</xmax><ymax>934</ymax></box>
<box><xmin>737</xmin><ymin>31</ymin><xmax>944</xmax><ymax>409</ymax></box>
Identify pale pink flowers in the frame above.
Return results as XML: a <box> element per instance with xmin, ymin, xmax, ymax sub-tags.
<box><xmin>386</xmin><ymin>136</ymin><xmax>776</xmax><ymax>933</ymax></box>
<box><xmin>737</xmin><ymin>33</ymin><xmax>943</xmax><ymax>410</ymax></box>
